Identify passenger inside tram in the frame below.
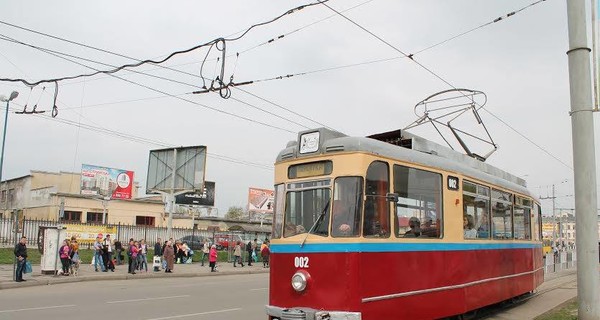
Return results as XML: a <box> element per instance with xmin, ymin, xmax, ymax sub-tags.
<box><xmin>420</xmin><ymin>218</ymin><xmax>440</xmax><ymax>237</ymax></box>
<box><xmin>464</xmin><ymin>215</ymin><xmax>477</xmax><ymax>239</ymax></box>
<box><xmin>331</xmin><ymin>200</ymin><xmax>352</xmax><ymax>236</ymax></box>
<box><xmin>404</xmin><ymin>217</ymin><xmax>421</xmax><ymax>237</ymax></box>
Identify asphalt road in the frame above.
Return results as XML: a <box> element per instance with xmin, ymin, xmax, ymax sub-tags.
<box><xmin>0</xmin><ymin>273</ymin><xmax>269</xmax><ymax>320</ymax></box>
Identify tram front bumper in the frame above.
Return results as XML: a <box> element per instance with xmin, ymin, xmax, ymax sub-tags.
<box><xmin>265</xmin><ymin>305</ymin><xmax>361</xmax><ymax>320</ymax></box>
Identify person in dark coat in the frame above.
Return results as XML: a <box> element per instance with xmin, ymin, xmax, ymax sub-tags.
<box><xmin>154</xmin><ymin>238</ymin><xmax>163</xmax><ymax>256</ymax></box>
<box><xmin>246</xmin><ymin>241</ymin><xmax>253</xmax><ymax>266</ymax></box>
<box><xmin>163</xmin><ymin>240</ymin><xmax>175</xmax><ymax>273</ymax></box>
<box><xmin>14</xmin><ymin>236</ymin><xmax>28</xmax><ymax>282</ymax></box>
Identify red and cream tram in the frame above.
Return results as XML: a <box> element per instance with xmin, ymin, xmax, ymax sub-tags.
<box><xmin>266</xmin><ymin>128</ymin><xmax>543</xmax><ymax>320</ymax></box>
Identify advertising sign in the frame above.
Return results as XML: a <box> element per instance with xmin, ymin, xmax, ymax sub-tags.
<box><xmin>64</xmin><ymin>224</ymin><xmax>117</xmax><ymax>244</ymax></box>
<box><xmin>247</xmin><ymin>187</ymin><xmax>274</xmax><ymax>213</ymax></box>
<box><xmin>175</xmin><ymin>181</ymin><xmax>215</xmax><ymax>206</ymax></box>
<box><xmin>81</xmin><ymin>164</ymin><xmax>134</xmax><ymax>199</ymax></box>
<box><xmin>146</xmin><ymin>146</ymin><xmax>207</xmax><ymax>194</ymax></box>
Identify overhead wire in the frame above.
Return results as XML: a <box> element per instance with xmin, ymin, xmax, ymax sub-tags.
<box><xmin>0</xmin><ymin>33</ymin><xmax>298</xmax><ymax>133</ymax></box>
<box><xmin>0</xmin><ymin>5</ymin><xmax>334</xmax><ymax>130</ymax></box>
<box><xmin>8</xmin><ymin>103</ymin><xmax>274</xmax><ymax>170</ymax></box>
<box><xmin>316</xmin><ymin>0</ymin><xmax>572</xmax><ymax>170</ymax></box>
<box><xmin>0</xmin><ymin>0</ymin><xmax>330</xmax><ymax>87</ymax></box>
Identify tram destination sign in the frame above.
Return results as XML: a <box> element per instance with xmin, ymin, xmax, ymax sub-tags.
<box><xmin>288</xmin><ymin>161</ymin><xmax>333</xmax><ymax>179</ymax></box>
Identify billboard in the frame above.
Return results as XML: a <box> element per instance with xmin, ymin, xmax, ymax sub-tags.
<box><xmin>147</xmin><ymin>146</ymin><xmax>206</xmax><ymax>194</ymax></box>
<box><xmin>65</xmin><ymin>224</ymin><xmax>117</xmax><ymax>244</ymax></box>
<box><xmin>81</xmin><ymin>164</ymin><xmax>134</xmax><ymax>199</ymax></box>
<box><xmin>175</xmin><ymin>181</ymin><xmax>215</xmax><ymax>206</ymax></box>
<box><xmin>248</xmin><ymin>187</ymin><xmax>274</xmax><ymax>213</ymax></box>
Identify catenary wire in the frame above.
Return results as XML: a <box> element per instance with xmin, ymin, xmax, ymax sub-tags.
<box><xmin>0</xmin><ymin>33</ymin><xmax>311</xmax><ymax>129</ymax></box>
<box><xmin>0</xmin><ymin>15</ymin><xmax>333</xmax><ymax>130</ymax></box>
<box><xmin>0</xmin><ymin>33</ymin><xmax>298</xmax><ymax>134</ymax></box>
<box><xmin>317</xmin><ymin>0</ymin><xmax>572</xmax><ymax>171</ymax></box>
<box><xmin>0</xmin><ymin>0</ymin><xmax>329</xmax><ymax>87</ymax></box>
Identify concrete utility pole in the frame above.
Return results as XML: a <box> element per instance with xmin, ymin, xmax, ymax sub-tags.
<box><xmin>566</xmin><ymin>0</ymin><xmax>600</xmax><ymax>318</ymax></box>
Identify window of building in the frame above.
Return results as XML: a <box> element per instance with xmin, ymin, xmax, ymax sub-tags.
<box><xmin>61</xmin><ymin>211</ymin><xmax>82</xmax><ymax>222</ymax></box>
<box><xmin>87</xmin><ymin>212</ymin><xmax>103</xmax><ymax>223</ymax></box>
<box><xmin>393</xmin><ymin>165</ymin><xmax>442</xmax><ymax>238</ymax></box>
<box><xmin>363</xmin><ymin>161</ymin><xmax>390</xmax><ymax>238</ymax></box>
<box><xmin>514</xmin><ymin>196</ymin><xmax>532</xmax><ymax>240</ymax></box>
<box><xmin>463</xmin><ymin>181</ymin><xmax>490</xmax><ymax>239</ymax></box>
<box><xmin>492</xmin><ymin>189</ymin><xmax>513</xmax><ymax>239</ymax></box>
<box><xmin>0</xmin><ymin>190</ymin><xmax>5</xmax><ymax>203</ymax></box>
<box><xmin>283</xmin><ymin>179</ymin><xmax>331</xmax><ymax>238</ymax></box>
<box><xmin>7</xmin><ymin>189</ymin><xmax>14</xmax><ymax>204</ymax></box>
<box><xmin>135</xmin><ymin>216</ymin><xmax>155</xmax><ymax>226</ymax></box>
<box><xmin>331</xmin><ymin>177</ymin><xmax>363</xmax><ymax>237</ymax></box>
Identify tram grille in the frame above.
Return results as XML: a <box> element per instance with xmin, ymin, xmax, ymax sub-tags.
<box><xmin>280</xmin><ymin>309</ymin><xmax>307</xmax><ymax>320</ymax></box>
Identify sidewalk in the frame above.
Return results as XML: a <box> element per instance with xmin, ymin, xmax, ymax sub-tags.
<box><xmin>0</xmin><ymin>260</ymin><xmax>270</xmax><ymax>290</ymax></box>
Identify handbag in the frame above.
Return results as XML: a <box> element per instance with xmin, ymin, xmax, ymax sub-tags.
<box><xmin>24</xmin><ymin>261</ymin><xmax>32</xmax><ymax>274</ymax></box>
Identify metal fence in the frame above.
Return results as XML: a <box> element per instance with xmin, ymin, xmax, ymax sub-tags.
<box><xmin>544</xmin><ymin>251</ymin><xmax>576</xmax><ymax>273</ymax></box>
<box><xmin>0</xmin><ymin>217</ymin><xmax>268</xmax><ymax>252</ymax></box>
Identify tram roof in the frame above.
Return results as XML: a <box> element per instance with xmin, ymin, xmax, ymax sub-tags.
<box><xmin>277</xmin><ymin>128</ymin><xmax>536</xmax><ymax>200</ymax></box>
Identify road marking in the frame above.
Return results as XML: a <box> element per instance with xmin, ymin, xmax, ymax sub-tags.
<box><xmin>0</xmin><ymin>304</ymin><xmax>76</xmax><ymax>313</ymax></box>
<box><xmin>107</xmin><ymin>295</ymin><xmax>190</xmax><ymax>304</ymax></box>
<box><xmin>250</xmin><ymin>287</ymin><xmax>268</xmax><ymax>291</ymax></box>
<box><xmin>145</xmin><ymin>308</ymin><xmax>241</xmax><ymax>320</ymax></box>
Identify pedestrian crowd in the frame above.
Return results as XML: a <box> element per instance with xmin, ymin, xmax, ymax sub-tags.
<box><xmin>13</xmin><ymin>234</ymin><xmax>271</xmax><ymax>281</ymax></box>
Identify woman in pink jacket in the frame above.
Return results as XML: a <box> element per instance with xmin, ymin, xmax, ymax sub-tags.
<box><xmin>59</xmin><ymin>240</ymin><xmax>71</xmax><ymax>276</ymax></box>
<box><xmin>209</xmin><ymin>244</ymin><xmax>218</xmax><ymax>272</ymax></box>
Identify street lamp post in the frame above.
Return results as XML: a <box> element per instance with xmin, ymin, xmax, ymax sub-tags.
<box><xmin>0</xmin><ymin>91</ymin><xmax>18</xmax><ymax>282</ymax></box>
<box><xmin>0</xmin><ymin>91</ymin><xmax>18</xmax><ymax>214</ymax></box>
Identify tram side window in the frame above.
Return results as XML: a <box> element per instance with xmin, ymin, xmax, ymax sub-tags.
<box><xmin>514</xmin><ymin>197</ymin><xmax>532</xmax><ymax>240</ymax></box>
<box><xmin>272</xmin><ymin>184</ymin><xmax>285</xmax><ymax>239</ymax></box>
<box><xmin>533</xmin><ymin>203</ymin><xmax>541</xmax><ymax>241</ymax></box>
<box><xmin>492</xmin><ymin>189</ymin><xmax>513</xmax><ymax>240</ymax></box>
<box><xmin>363</xmin><ymin>161</ymin><xmax>390</xmax><ymax>238</ymax></box>
<box><xmin>331</xmin><ymin>177</ymin><xmax>363</xmax><ymax>237</ymax></box>
<box><xmin>394</xmin><ymin>165</ymin><xmax>443</xmax><ymax>238</ymax></box>
<box><xmin>462</xmin><ymin>181</ymin><xmax>490</xmax><ymax>240</ymax></box>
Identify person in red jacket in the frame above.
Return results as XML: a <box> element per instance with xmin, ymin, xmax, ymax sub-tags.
<box><xmin>209</xmin><ymin>245</ymin><xmax>218</xmax><ymax>272</ymax></box>
<box><xmin>59</xmin><ymin>240</ymin><xmax>71</xmax><ymax>276</ymax></box>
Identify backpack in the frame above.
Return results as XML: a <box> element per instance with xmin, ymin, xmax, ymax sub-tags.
<box><xmin>246</xmin><ymin>242</ymin><xmax>252</xmax><ymax>252</ymax></box>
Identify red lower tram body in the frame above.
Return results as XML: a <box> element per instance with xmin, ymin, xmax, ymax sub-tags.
<box><xmin>266</xmin><ymin>243</ymin><xmax>544</xmax><ymax>320</ymax></box>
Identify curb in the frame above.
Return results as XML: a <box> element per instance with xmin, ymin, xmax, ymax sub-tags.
<box><xmin>0</xmin><ymin>269</ymin><xmax>269</xmax><ymax>290</ymax></box>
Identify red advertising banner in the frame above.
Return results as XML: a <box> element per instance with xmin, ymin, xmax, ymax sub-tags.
<box><xmin>81</xmin><ymin>164</ymin><xmax>134</xmax><ymax>199</ymax></box>
<box><xmin>247</xmin><ymin>187</ymin><xmax>274</xmax><ymax>213</ymax></box>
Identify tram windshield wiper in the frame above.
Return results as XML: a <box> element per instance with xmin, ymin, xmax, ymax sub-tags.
<box><xmin>300</xmin><ymin>198</ymin><xmax>331</xmax><ymax>248</ymax></box>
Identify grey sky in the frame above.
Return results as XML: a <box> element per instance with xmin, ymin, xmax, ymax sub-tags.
<box><xmin>0</xmin><ymin>0</ymin><xmax>597</xmax><ymax>215</ymax></box>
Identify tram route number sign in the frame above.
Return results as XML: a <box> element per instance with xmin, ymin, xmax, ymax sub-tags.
<box><xmin>447</xmin><ymin>176</ymin><xmax>459</xmax><ymax>191</ymax></box>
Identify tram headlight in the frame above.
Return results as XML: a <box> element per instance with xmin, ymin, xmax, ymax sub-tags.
<box><xmin>291</xmin><ymin>271</ymin><xmax>308</xmax><ymax>292</ymax></box>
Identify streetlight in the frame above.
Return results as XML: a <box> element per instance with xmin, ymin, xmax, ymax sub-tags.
<box><xmin>0</xmin><ymin>91</ymin><xmax>19</xmax><ymax>186</ymax></box>
<box><xmin>0</xmin><ymin>91</ymin><xmax>18</xmax><ymax>281</ymax></box>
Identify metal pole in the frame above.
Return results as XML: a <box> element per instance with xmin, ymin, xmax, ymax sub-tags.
<box><xmin>102</xmin><ymin>199</ymin><xmax>107</xmax><ymax>224</ymax></box>
<box><xmin>167</xmin><ymin>148</ymin><xmax>177</xmax><ymax>239</ymax></box>
<box><xmin>566</xmin><ymin>1</ymin><xmax>600</xmax><ymax>318</ymax></box>
<box><xmin>12</xmin><ymin>210</ymin><xmax>17</xmax><ymax>281</ymax></box>
<box><xmin>552</xmin><ymin>184</ymin><xmax>556</xmax><ymax>243</ymax></box>
<box><xmin>0</xmin><ymin>99</ymin><xmax>10</xmax><ymax>192</ymax></box>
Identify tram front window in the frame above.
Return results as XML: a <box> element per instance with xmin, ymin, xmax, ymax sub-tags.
<box><xmin>284</xmin><ymin>180</ymin><xmax>331</xmax><ymax>238</ymax></box>
<box><xmin>331</xmin><ymin>177</ymin><xmax>363</xmax><ymax>237</ymax></box>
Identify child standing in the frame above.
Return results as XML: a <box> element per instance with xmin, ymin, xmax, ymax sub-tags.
<box><xmin>209</xmin><ymin>245</ymin><xmax>218</xmax><ymax>272</ymax></box>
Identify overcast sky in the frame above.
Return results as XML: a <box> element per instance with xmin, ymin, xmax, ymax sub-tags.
<box><xmin>0</xmin><ymin>0</ymin><xmax>598</xmax><ymax>216</ymax></box>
